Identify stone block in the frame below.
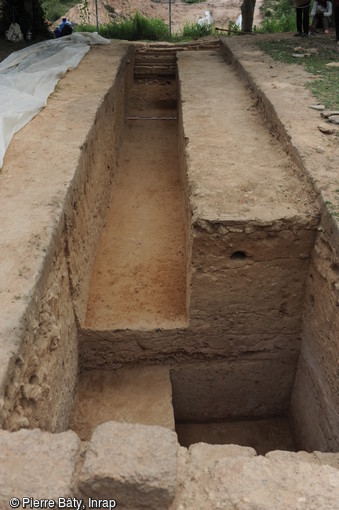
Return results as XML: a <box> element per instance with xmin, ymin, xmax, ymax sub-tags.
<box><xmin>0</xmin><ymin>429</ymin><xmax>81</xmax><ymax>505</ymax></box>
<box><xmin>70</xmin><ymin>366</ymin><xmax>175</xmax><ymax>441</ymax></box>
<box><xmin>172</xmin><ymin>445</ymin><xmax>339</xmax><ymax>509</ymax></box>
<box><xmin>78</xmin><ymin>421</ymin><xmax>177</xmax><ymax>509</ymax></box>
<box><xmin>188</xmin><ymin>442</ymin><xmax>256</xmax><ymax>461</ymax></box>
<box><xmin>266</xmin><ymin>449</ymin><xmax>339</xmax><ymax>470</ymax></box>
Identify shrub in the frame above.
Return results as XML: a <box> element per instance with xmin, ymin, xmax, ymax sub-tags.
<box><xmin>75</xmin><ymin>12</ymin><xmax>170</xmax><ymax>41</ymax></box>
<box><xmin>255</xmin><ymin>0</ymin><xmax>296</xmax><ymax>33</ymax></box>
<box><xmin>42</xmin><ymin>0</ymin><xmax>77</xmax><ymax>22</ymax></box>
<box><xmin>175</xmin><ymin>21</ymin><xmax>213</xmax><ymax>40</ymax></box>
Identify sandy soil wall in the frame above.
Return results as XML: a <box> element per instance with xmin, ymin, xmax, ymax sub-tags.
<box><xmin>2</xmin><ymin>227</ymin><xmax>78</xmax><ymax>432</ymax></box>
<box><xmin>291</xmin><ymin>224</ymin><xmax>339</xmax><ymax>451</ymax></box>
<box><xmin>66</xmin><ymin>50</ymin><xmax>134</xmax><ymax>326</ymax></box>
<box><xmin>177</xmin><ymin>75</ymin><xmax>193</xmax><ymax>319</ymax></box>
<box><xmin>0</xmin><ymin>43</ymin><xmax>134</xmax><ymax>432</ymax></box>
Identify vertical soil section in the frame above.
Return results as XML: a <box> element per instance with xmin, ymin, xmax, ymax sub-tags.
<box><xmin>85</xmin><ymin>79</ymin><xmax>187</xmax><ymax>330</ymax></box>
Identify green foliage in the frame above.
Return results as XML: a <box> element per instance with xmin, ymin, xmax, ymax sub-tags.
<box><xmin>225</xmin><ymin>20</ymin><xmax>241</xmax><ymax>34</ymax></box>
<box><xmin>174</xmin><ymin>21</ymin><xmax>212</xmax><ymax>40</ymax></box>
<box><xmin>255</xmin><ymin>12</ymin><xmax>296</xmax><ymax>32</ymax></box>
<box><xmin>76</xmin><ymin>12</ymin><xmax>170</xmax><ymax>41</ymax></box>
<box><xmin>41</xmin><ymin>0</ymin><xmax>77</xmax><ymax>22</ymax></box>
<box><xmin>255</xmin><ymin>0</ymin><xmax>296</xmax><ymax>33</ymax></box>
<box><xmin>76</xmin><ymin>15</ymin><xmax>215</xmax><ymax>42</ymax></box>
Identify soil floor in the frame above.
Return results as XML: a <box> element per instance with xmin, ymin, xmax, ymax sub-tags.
<box><xmin>84</xmin><ymin>80</ymin><xmax>187</xmax><ymax>330</ymax></box>
<box><xmin>176</xmin><ymin>417</ymin><xmax>296</xmax><ymax>455</ymax></box>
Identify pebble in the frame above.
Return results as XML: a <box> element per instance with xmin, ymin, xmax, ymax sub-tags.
<box><xmin>310</xmin><ymin>104</ymin><xmax>325</xmax><ymax>111</ymax></box>
<box><xmin>321</xmin><ymin>110</ymin><xmax>339</xmax><ymax>118</ymax></box>
<box><xmin>318</xmin><ymin>125</ymin><xmax>335</xmax><ymax>135</ymax></box>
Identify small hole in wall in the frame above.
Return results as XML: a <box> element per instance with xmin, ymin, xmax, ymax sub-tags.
<box><xmin>310</xmin><ymin>295</ymin><xmax>315</xmax><ymax>307</ymax></box>
<box><xmin>29</xmin><ymin>375</ymin><xmax>39</xmax><ymax>385</ymax></box>
<box><xmin>230</xmin><ymin>251</ymin><xmax>246</xmax><ymax>260</ymax></box>
<box><xmin>15</xmin><ymin>356</ymin><xmax>23</xmax><ymax>367</ymax></box>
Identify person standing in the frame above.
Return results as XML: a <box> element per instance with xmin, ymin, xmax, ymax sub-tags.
<box><xmin>293</xmin><ymin>0</ymin><xmax>311</xmax><ymax>37</ymax></box>
<box><xmin>335</xmin><ymin>0</ymin><xmax>339</xmax><ymax>48</ymax></box>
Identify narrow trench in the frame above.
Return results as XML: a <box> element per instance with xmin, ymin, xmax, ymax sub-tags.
<box><xmin>70</xmin><ymin>48</ymin><xmax>302</xmax><ymax>453</ymax></box>
<box><xmin>84</xmin><ymin>73</ymin><xmax>187</xmax><ymax>330</ymax></box>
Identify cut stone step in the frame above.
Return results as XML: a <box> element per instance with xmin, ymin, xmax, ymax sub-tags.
<box><xmin>70</xmin><ymin>366</ymin><xmax>175</xmax><ymax>441</ymax></box>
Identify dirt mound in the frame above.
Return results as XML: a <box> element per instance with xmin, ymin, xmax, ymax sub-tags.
<box><xmin>65</xmin><ymin>0</ymin><xmax>112</xmax><ymax>26</ymax></box>
<box><xmin>64</xmin><ymin>0</ymin><xmax>263</xmax><ymax>32</ymax></box>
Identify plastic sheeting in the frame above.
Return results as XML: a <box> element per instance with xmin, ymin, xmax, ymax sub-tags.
<box><xmin>0</xmin><ymin>32</ymin><xmax>110</xmax><ymax>169</ymax></box>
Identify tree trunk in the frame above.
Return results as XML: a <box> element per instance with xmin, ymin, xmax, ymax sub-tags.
<box><xmin>241</xmin><ymin>0</ymin><xmax>256</xmax><ymax>32</ymax></box>
<box><xmin>24</xmin><ymin>0</ymin><xmax>33</xmax><ymax>30</ymax></box>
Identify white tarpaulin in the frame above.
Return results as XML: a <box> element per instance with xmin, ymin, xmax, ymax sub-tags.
<box><xmin>0</xmin><ymin>32</ymin><xmax>110</xmax><ymax>169</ymax></box>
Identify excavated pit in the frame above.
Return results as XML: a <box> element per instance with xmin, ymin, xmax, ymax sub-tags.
<box><xmin>2</xmin><ymin>42</ymin><xmax>337</xmax><ymax>456</ymax></box>
<box><xmin>69</xmin><ymin>46</ymin><xmax>320</xmax><ymax>454</ymax></box>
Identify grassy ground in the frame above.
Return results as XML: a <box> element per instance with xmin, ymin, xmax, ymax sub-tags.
<box><xmin>257</xmin><ymin>33</ymin><xmax>339</xmax><ymax>110</ymax></box>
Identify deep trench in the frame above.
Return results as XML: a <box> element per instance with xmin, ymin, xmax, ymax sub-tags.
<box><xmin>66</xmin><ymin>47</ymin><xmax>313</xmax><ymax>454</ymax></box>
<box><xmin>84</xmin><ymin>77</ymin><xmax>187</xmax><ymax>331</ymax></box>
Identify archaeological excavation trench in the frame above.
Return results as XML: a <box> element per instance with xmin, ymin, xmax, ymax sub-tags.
<box><xmin>69</xmin><ymin>46</ymin><xmax>321</xmax><ymax>452</ymax></box>
<box><xmin>2</xmin><ymin>41</ymin><xmax>338</xmax><ymax>457</ymax></box>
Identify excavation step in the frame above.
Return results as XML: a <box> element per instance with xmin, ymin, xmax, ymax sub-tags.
<box><xmin>134</xmin><ymin>50</ymin><xmax>177</xmax><ymax>79</ymax></box>
<box><xmin>134</xmin><ymin>53</ymin><xmax>176</xmax><ymax>79</ymax></box>
<box><xmin>177</xmin><ymin>49</ymin><xmax>318</xmax><ymax>224</ymax></box>
<box><xmin>134</xmin><ymin>40</ymin><xmax>220</xmax><ymax>79</ymax></box>
<box><xmin>70</xmin><ymin>366</ymin><xmax>175</xmax><ymax>441</ymax></box>
<box><xmin>134</xmin><ymin>64</ymin><xmax>176</xmax><ymax>79</ymax></box>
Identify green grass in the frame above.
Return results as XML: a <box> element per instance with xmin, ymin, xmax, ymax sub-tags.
<box><xmin>75</xmin><ymin>13</ymin><xmax>215</xmax><ymax>42</ymax></box>
<box><xmin>173</xmin><ymin>21</ymin><xmax>213</xmax><ymax>41</ymax></box>
<box><xmin>76</xmin><ymin>12</ymin><xmax>170</xmax><ymax>41</ymax></box>
<box><xmin>255</xmin><ymin>0</ymin><xmax>296</xmax><ymax>33</ymax></box>
<box><xmin>257</xmin><ymin>38</ymin><xmax>339</xmax><ymax>109</ymax></box>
